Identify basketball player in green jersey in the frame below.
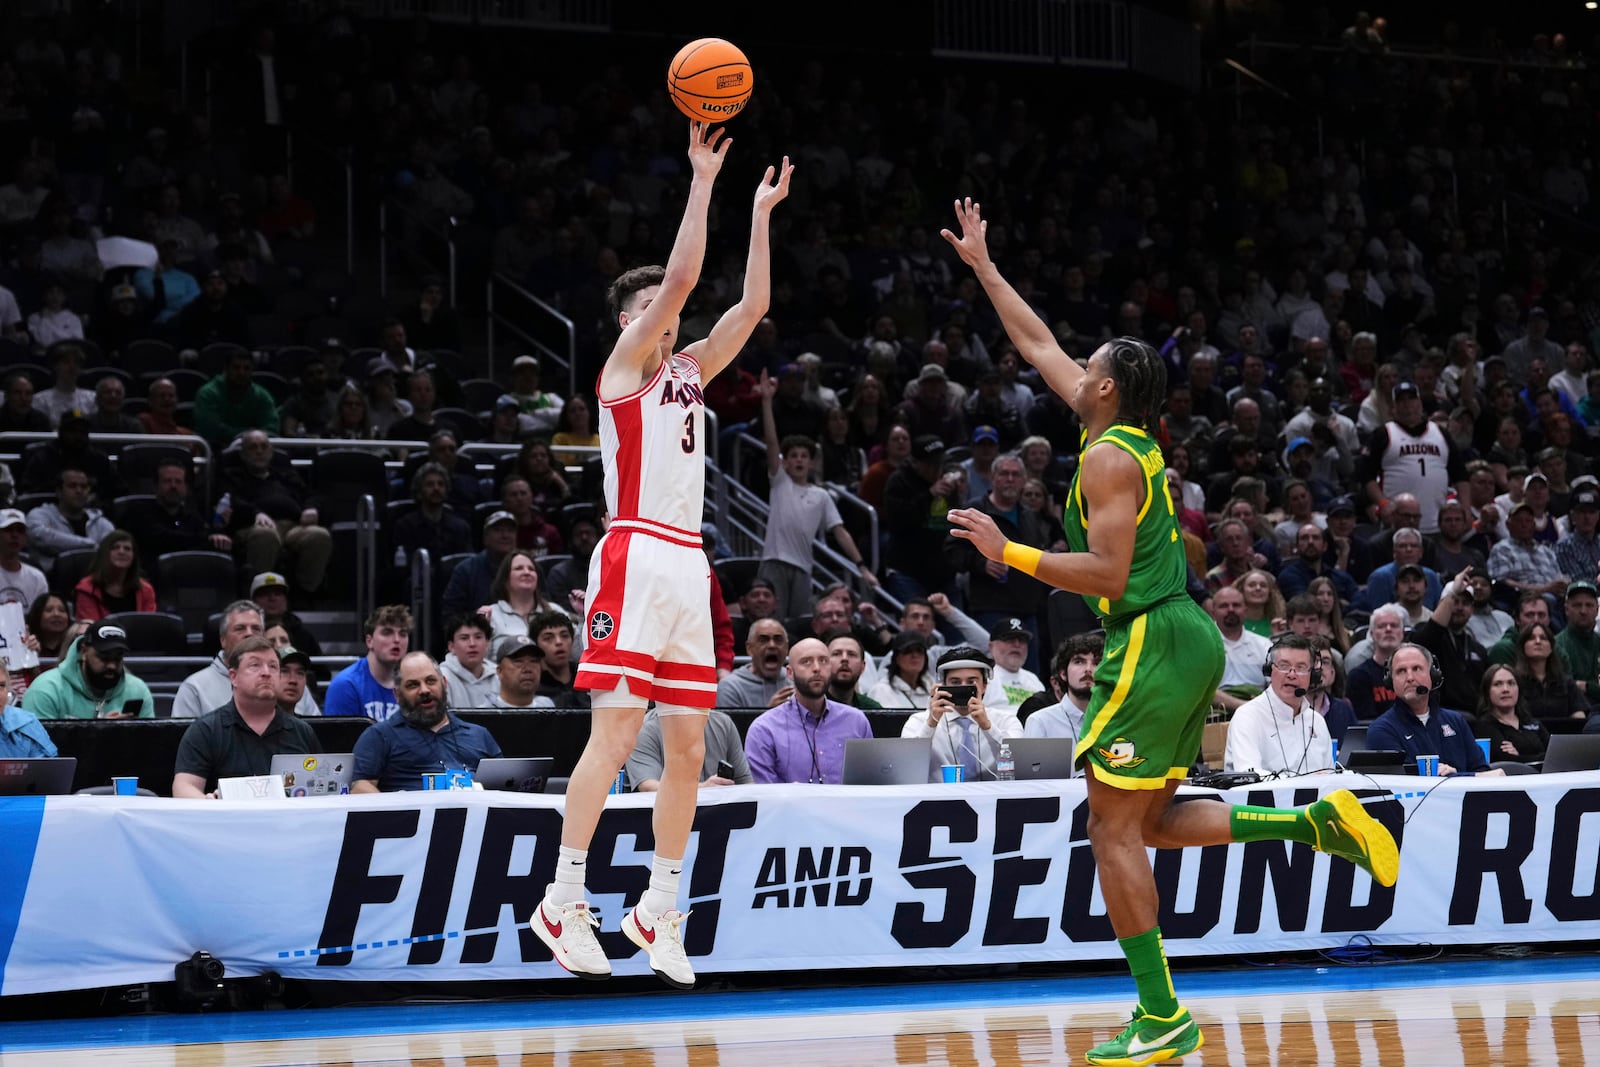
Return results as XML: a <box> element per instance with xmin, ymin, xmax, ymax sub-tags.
<box><xmin>942</xmin><ymin>198</ymin><xmax>1398</xmax><ymax>1067</ymax></box>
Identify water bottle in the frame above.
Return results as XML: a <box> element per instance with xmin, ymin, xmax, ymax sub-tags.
<box><xmin>212</xmin><ymin>492</ymin><xmax>230</xmax><ymax>527</ymax></box>
<box><xmin>394</xmin><ymin>544</ymin><xmax>408</xmax><ymax>569</ymax></box>
<box><xmin>996</xmin><ymin>740</ymin><xmax>1015</xmax><ymax>782</ymax></box>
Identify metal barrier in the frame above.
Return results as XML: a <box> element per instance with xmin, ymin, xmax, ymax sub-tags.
<box><xmin>379</xmin><ymin>199</ymin><xmax>458</xmax><ymax>309</ymax></box>
<box><xmin>485</xmin><ymin>272</ymin><xmax>577</xmax><ymax>396</ymax></box>
<box><xmin>0</xmin><ymin>431</ymin><xmax>216</xmax><ymax>502</ymax></box>
<box><xmin>933</xmin><ymin>0</ymin><xmax>1130</xmax><ymax>68</ymax></box>
<box><xmin>286</xmin><ymin>132</ymin><xmax>358</xmax><ymax>276</ymax></box>
<box><xmin>410</xmin><ymin>546</ymin><xmax>435</xmax><ymax>654</ymax></box>
<box><xmin>824</xmin><ymin>482</ymin><xmax>881</xmax><ymax>577</ymax></box>
<box><xmin>355</xmin><ymin>0</ymin><xmax>611</xmax><ymax>29</ymax></box>
<box><xmin>354</xmin><ymin>494</ymin><xmax>377</xmax><ymax>632</ymax></box>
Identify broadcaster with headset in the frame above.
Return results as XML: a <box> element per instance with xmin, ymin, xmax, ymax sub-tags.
<box><xmin>1366</xmin><ymin>643</ymin><xmax>1505</xmax><ymax>777</ymax></box>
<box><xmin>1223</xmin><ymin>633</ymin><xmax>1334</xmax><ymax>777</ymax></box>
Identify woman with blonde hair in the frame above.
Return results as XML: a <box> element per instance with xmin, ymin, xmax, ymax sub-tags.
<box><xmin>1306</xmin><ymin>576</ymin><xmax>1352</xmax><ymax>653</ymax></box>
<box><xmin>1237</xmin><ymin>568</ymin><xmax>1285</xmax><ymax>638</ymax></box>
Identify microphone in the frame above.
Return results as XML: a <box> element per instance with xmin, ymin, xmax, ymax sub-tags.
<box><xmin>1413</xmin><ymin>685</ymin><xmax>1431</xmax><ymax>698</ymax></box>
<box><xmin>1291</xmin><ymin>685</ymin><xmax>1308</xmax><ymax>698</ymax></box>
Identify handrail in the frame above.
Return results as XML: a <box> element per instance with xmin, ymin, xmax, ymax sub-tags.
<box><xmin>285</xmin><ymin>131</ymin><xmax>357</xmax><ymax>275</ymax></box>
<box><xmin>355</xmin><ymin>493</ymin><xmax>377</xmax><ymax>637</ymax></box>
<box><xmin>1242</xmin><ymin>33</ymin><xmax>1590</xmax><ymax>72</ymax></box>
<box><xmin>410</xmin><ymin>546</ymin><xmax>434</xmax><ymax>653</ymax></box>
<box><xmin>486</xmin><ymin>272</ymin><xmax>578</xmax><ymax>395</ymax></box>
<box><xmin>1219</xmin><ymin>57</ymin><xmax>1293</xmax><ymax>100</ymax></box>
<box><xmin>824</xmin><ymin>481</ymin><xmax>880</xmax><ymax>577</ymax></box>
<box><xmin>379</xmin><ymin>198</ymin><xmax>458</xmax><ymax>308</ymax></box>
<box><xmin>0</xmin><ymin>431</ymin><xmax>216</xmax><ymax>502</ymax></box>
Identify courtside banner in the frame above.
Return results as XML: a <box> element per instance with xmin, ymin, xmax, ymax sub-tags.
<box><xmin>2</xmin><ymin>775</ymin><xmax>1599</xmax><ymax>994</ymax></box>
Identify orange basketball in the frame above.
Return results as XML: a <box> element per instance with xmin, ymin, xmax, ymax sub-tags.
<box><xmin>667</xmin><ymin>38</ymin><xmax>754</xmax><ymax>123</ymax></box>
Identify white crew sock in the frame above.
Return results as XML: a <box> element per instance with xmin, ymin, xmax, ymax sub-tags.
<box><xmin>546</xmin><ymin>846</ymin><xmax>588</xmax><ymax>906</ymax></box>
<box><xmin>637</xmin><ymin>854</ymin><xmax>683</xmax><ymax>920</ymax></box>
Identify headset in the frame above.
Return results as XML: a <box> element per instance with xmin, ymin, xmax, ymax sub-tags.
<box><xmin>1382</xmin><ymin>641</ymin><xmax>1444</xmax><ymax>698</ymax></box>
<box><xmin>1261</xmin><ymin>633</ymin><xmax>1323</xmax><ymax>698</ymax></box>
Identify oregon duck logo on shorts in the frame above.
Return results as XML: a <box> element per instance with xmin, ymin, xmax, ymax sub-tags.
<box><xmin>590</xmin><ymin>611</ymin><xmax>615</xmax><ymax>642</ymax></box>
<box><xmin>1099</xmin><ymin>738</ymin><xmax>1146</xmax><ymax>769</ymax></box>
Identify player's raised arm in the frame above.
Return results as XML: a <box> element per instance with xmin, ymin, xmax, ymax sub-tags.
<box><xmin>948</xmin><ymin>442</ymin><xmax>1139</xmax><ymax>601</ymax></box>
<box><xmin>940</xmin><ymin>197</ymin><xmax>1083</xmax><ymax>401</ymax></box>
<box><xmin>686</xmin><ymin>156</ymin><xmax>794</xmax><ymax>380</ymax></box>
<box><xmin>608</xmin><ymin>122</ymin><xmax>729</xmax><ymax>380</ymax></box>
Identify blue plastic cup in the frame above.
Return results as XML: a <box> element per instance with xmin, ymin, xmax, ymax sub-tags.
<box><xmin>609</xmin><ymin>770</ymin><xmax>627</xmax><ymax>795</ymax></box>
<box><xmin>1477</xmin><ymin>739</ymin><xmax>1491</xmax><ymax>765</ymax></box>
<box><xmin>1416</xmin><ymin>754</ymin><xmax>1440</xmax><ymax>777</ymax></box>
<box><xmin>941</xmin><ymin>764</ymin><xmax>965</xmax><ymax>784</ymax></box>
<box><xmin>111</xmin><ymin>777</ymin><xmax>138</xmax><ymax>796</ymax></box>
<box><xmin>1330</xmin><ymin>740</ymin><xmax>1340</xmax><ymax>769</ymax></box>
<box><xmin>423</xmin><ymin>772</ymin><xmax>449</xmax><ymax>790</ymax></box>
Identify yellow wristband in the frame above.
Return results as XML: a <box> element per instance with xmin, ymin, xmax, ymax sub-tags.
<box><xmin>1002</xmin><ymin>541</ymin><xmax>1044</xmax><ymax>578</ymax></box>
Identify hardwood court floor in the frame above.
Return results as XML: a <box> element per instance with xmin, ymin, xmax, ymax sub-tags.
<box><xmin>0</xmin><ymin>956</ymin><xmax>1595</xmax><ymax>1066</ymax></box>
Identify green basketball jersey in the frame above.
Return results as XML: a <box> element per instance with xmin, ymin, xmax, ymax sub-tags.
<box><xmin>1060</xmin><ymin>424</ymin><xmax>1187</xmax><ymax>623</ymax></box>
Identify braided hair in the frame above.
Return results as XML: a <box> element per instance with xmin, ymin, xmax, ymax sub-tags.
<box><xmin>1101</xmin><ymin>336</ymin><xmax>1168</xmax><ymax>432</ymax></box>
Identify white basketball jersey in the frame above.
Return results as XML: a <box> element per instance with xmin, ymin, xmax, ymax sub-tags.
<box><xmin>1379</xmin><ymin>419</ymin><xmax>1450</xmax><ymax>533</ymax></box>
<box><xmin>597</xmin><ymin>352</ymin><xmax>705</xmax><ymax>536</ymax></box>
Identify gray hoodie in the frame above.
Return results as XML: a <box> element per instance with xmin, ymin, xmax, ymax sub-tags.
<box><xmin>442</xmin><ymin>652</ymin><xmax>498</xmax><ymax>710</ymax></box>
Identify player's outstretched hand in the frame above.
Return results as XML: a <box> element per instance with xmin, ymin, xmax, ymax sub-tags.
<box><xmin>939</xmin><ymin>198</ymin><xmax>995</xmax><ymax>273</ymax></box>
<box><xmin>948</xmin><ymin>507</ymin><xmax>1006</xmax><ymax>562</ymax></box>
<box><xmin>754</xmin><ymin>155</ymin><xmax>793</xmax><ymax>213</ymax></box>
<box><xmin>688</xmin><ymin>121</ymin><xmax>731</xmax><ymax>181</ymax></box>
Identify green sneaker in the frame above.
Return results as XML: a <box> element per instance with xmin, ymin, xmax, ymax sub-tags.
<box><xmin>1306</xmin><ymin>788</ymin><xmax>1399</xmax><ymax>887</ymax></box>
<box><xmin>1085</xmin><ymin>1006</ymin><xmax>1204</xmax><ymax>1065</ymax></box>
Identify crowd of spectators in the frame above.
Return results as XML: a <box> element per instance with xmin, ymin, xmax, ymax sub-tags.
<box><xmin>4</xmin><ymin>8</ymin><xmax>1600</xmax><ymax>783</ymax></box>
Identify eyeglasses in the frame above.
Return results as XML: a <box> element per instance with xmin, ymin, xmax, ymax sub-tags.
<box><xmin>1272</xmin><ymin>661</ymin><xmax>1311</xmax><ymax>677</ymax></box>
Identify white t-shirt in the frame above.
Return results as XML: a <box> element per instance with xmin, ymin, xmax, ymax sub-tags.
<box><xmin>1220</xmin><ymin>629</ymin><xmax>1273</xmax><ymax>688</ymax></box>
<box><xmin>985</xmin><ymin>663</ymin><xmax>1045</xmax><ymax>713</ymax></box>
<box><xmin>761</xmin><ymin>467</ymin><xmax>842</xmax><ymax>570</ymax></box>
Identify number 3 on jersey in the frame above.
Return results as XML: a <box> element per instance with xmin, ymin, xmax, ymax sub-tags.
<box><xmin>681</xmin><ymin>412</ymin><xmax>696</xmax><ymax>454</ymax></box>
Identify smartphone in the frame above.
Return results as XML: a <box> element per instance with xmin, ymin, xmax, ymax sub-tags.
<box><xmin>716</xmin><ymin>759</ymin><xmax>736</xmax><ymax>779</ymax></box>
<box><xmin>119</xmin><ymin>699</ymin><xmax>143</xmax><ymax>718</ymax></box>
<box><xmin>940</xmin><ymin>684</ymin><xmax>977</xmax><ymax>709</ymax></box>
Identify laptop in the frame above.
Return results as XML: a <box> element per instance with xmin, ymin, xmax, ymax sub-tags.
<box><xmin>1338</xmin><ymin>726</ymin><xmax>1369</xmax><ymax>755</ymax></box>
<box><xmin>1345</xmin><ymin>749</ymin><xmax>1413</xmax><ymax>776</ymax></box>
<box><xmin>474</xmin><ymin>756</ymin><xmax>555</xmax><ymax>793</ymax></box>
<box><xmin>842</xmin><ymin>738</ymin><xmax>932</xmax><ymax>786</ymax></box>
<box><xmin>271</xmin><ymin>753</ymin><xmax>356</xmax><ymax>797</ymax></box>
<box><xmin>0</xmin><ymin>757</ymin><xmax>76</xmax><ymax>796</ymax></box>
<box><xmin>1007</xmin><ymin>738</ymin><xmax>1078</xmax><ymax>780</ymax></box>
<box><xmin>1540</xmin><ymin>733</ymin><xmax>1600</xmax><ymax>774</ymax></box>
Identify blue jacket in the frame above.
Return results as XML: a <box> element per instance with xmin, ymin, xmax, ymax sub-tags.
<box><xmin>1356</xmin><ymin>561</ymin><xmax>1442</xmax><ymax>613</ymax></box>
<box><xmin>0</xmin><ymin>703</ymin><xmax>56</xmax><ymax>757</ymax></box>
<box><xmin>1367</xmin><ymin>700</ymin><xmax>1489</xmax><ymax>774</ymax></box>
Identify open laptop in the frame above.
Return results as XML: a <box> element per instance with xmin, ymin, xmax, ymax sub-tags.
<box><xmin>0</xmin><ymin>757</ymin><xmax>76</xmax><ymax>796</ymax></box>
<box><xmin>1345</xmin><ymin>749</ymin><xmax>1413</xmax><ymax>776</ymax></box>
<box><xmin>475</xmin><ymin>757</ymin><xmax>555</xmax><ymax>793</ymax></box>
<box><xmin>1540</xmin><ymin>733</ymin><xmax>1600</xmax><ymax>774</ymax></box>
<box><xmin>842</xmin><ymin>738</ymin><xmax>931</xmax><ymax>786</ymax></box>
<box><xmin>1007</xmin><ymin>738</ymin><xmax>1078</xmax><ymax>780</ymax></box>
<box><xmin>271</xmin><ymin>753</ymin><xmax>356</xmax><ymax>797</ymax></box>
<box><xmin>1338</xmin><ymin>726</ymin><xmax>1369</xmax><ymax>755</ymax></box>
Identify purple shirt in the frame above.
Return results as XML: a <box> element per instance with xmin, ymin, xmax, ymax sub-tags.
<box><xmin>744</xmin><ymin>696</ymin><xmax>875</xmax><ymax>784</ymax></box>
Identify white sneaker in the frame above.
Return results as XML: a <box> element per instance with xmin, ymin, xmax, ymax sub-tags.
<box><xmin>530</xmin><ymin>899</ymin><xmax>611</xmax><ymax>979</ymax></box>
<box><xmin>622</xmin><ymin>906</ymin><xmax>695</xmax><ymax>989</ymax></box>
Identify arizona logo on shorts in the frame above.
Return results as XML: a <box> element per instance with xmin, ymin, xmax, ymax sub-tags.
<box><xmin>589</xmin><ymin>611</ymin><xmax>616</xmax><ymax>642</ymax></box>
<box><xmin>1099</xmin><ymin>738</ymin><xmax>1146</xmax><ymax>769</ymax></box>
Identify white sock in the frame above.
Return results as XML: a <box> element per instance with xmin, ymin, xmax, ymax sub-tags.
<box><xmin>546</xmin><ymin>846</ymin><xmax>588</xmax><ymax>906</ymax></box>
<box><xmin>637</xmin><ymin>854</ymin><xmax>683</xmax><ymax>920</ymax></box>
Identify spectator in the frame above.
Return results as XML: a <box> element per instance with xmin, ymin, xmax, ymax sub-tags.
<box><xmin>0</xmin><ymin>661</ymin><xmax>55</xmax><ymax>757</ymax></box>
<box><xmin>1511</xmin><ymin>621</ymin><xmax>1588</xmax><ymax>723</ymax></box>
<box><xmin>755</xmin><ymin>371</ymin><xmax>875</xmax><ymax>618</ymax></box>
<box><xmin>486</xmin><ymin>633</ymin><xmax>554</xmax><ymax>709</ymax></box>
<box><xmin>1277</xmin><ymin>523</ymin><xmax>1358</xmax><ymax>603</ymax></box>
<box><xmin>131</xmin><ymin>238</ymin><xmax>199</xmax><ymax>324</ymax></box>
<box><xmin>506</xmin><ymin>355</ymin><xmax>561</xmax><ymax>430</ymax></box>
<box><xmin>376</xmin><ymin>319</ymin><xmax>418</xmax><ymax>375</ymax></box>
<box><xmin>530</xmin><ymin>610</ymin><xmax>583</xmax><ymax>706</ymax></box>
<box><xmin>275</xmin><ymin>644</ymin><xmax>319</xmax><ymax>716</ymax></box>
<box><xmin>1409</xmin><ymin>567</ymin><xmax>1491</xmax><ymax>717</ymax></box>
<box><xmin>730</xmin><ymin>575</ymin><xmax>780</xmax><ymax>649</ymax></box>
<box><xmin>1473</xmin><ymin>664</ymin><xmax>1550</xmax><ymax>765</ymax></box>
<box><xmin>1555</xmin><ymin>484</ymin><xmax>1600</xmax><ymax>585</ymax></box>
<box><xmin>171</xmin><ymin>635</ymin><xmax>317</xmax><ymax>798</ymax></box>
<box><xmin>1212</xmin><ymin>585</ymin><xmax>1271</xmax><ymax>711</ymax></box>
<box><xmin>138</xmin><ymin>378</ymin><xmax>195</xmax><ymax>438</ymax></box>
<box><xmin>84</xmin><ymin>376</ymin><xmax>140</xmax><ymax>435</ymax></box>
<box><xmin>72</xmin><ymin>529</ymin><xmax>156</xmax><ymax>621</ymax></box>
<box><xmin>866</xmin><ymin>629</ymin><xmax>934</xmax><ymax>709</ymax></box>
<box><xmin>1205</xmin><ymin>519</ymin><xmax>1262</xmax><ymax>591</ymax></box>
<box><xmin>744</xmin><ymin>637</ymin><xmax>874</xmax><ymax>784</ymax></box>
<box><xmin>900</xmin><ymin>645</ymin><xmax>1023</xmax><ymax>782</ymax></box>
<box><xmin>482</xmin><ymin>549</ymin><xmax>560</xmax><ymax>642</ymax></box>
<box><xmin>25</xmin><ymin>466</ymin><xmax>112</xmax><ymax>576</ymax></box>
<box><xmin>1238</xmin><ymin>569</ymin><xmax>1285</xmax><ymax>638</ymax></box>
<box><xmin>173</xmin><ymin>600</ymin><xmax>306</xmax><ymax>718</ymax></box>
<box><xmin>325</xmin><ymin>383</ymin><xmax>379</xmax><ymax>439</ymax></box>
<box><xmin>386</xmin><ymin>369</ymin><xmax>441</xmax><ymax>442</ymax></box>
<box><xmin>1461</xmin><ymin>570</ymin><xmax>1516</xmax><ymax>651</ymax></box>
<box><xmin>217</xmin><ymin>430</ymin><xmax>333</xmax><ymax>593</ymax></box>
<box><xmin>249</xmin><ymin>570</ymin><xmax>323</xmax><ymax>658</ymax></box>
<box><xmin>25</xmin><ymin>593</ymin><xmax>75</xmax><ymax>662</ymax></box>
<box><xmin>1358</xmin><ymin>528</ymin><xmax>1442</xmax><ymax>613</ymax></box>
<box><xmin>513</xmin><ymin>439</ymin><xmax>571</xmax><ymax>514</ymax></box>
<box><xmin>883</xmin><ymin>433</ymin><xmax>960</xmax><ymax>602</ymax></box>
<box><xmin>858</xmin><ymin>422</ymin><xmax>910</xmax><ymax>509</ymax></box>
<box><xmin>278</xmin><ymin>349</ymin><xmax>336</xmax><ymax>437</ymax></box>
<box><xmin>351</xmin><ymin>652</ymin><xmax>503</xmax><ymax>793</ymax></box>
<box><xmin>551</xmin><ymin>395</ymin><xmax>600</xmax><ymax>466</ymax></box>
<box><xmin>543</xmin><ymin>512</ymin><xmax>599</xmax><ymax>610</ymax></box>
<box><xmin>1361</xmin><ymin>381</ymin><xmax>1467</xmax><ymax>534</ymax></box>
<box><xmin>628</xmin><ymin>705</ymin><xmax>752</xmax><ymax>791</ymax></box>
<box><xmin>1346</xmin><ymin>605</ymin><xmax>1410</xmax><ymax>719</ymax></box>
<box><xmin>484</xmin><ymin>395</ymin><xmax>535</xmax><ymax>445</ymax></box>
<box><xmin>500</xmin><ymin>476</ymin><xmax>564</xmax><ymax>557</ymax></box>
<box><xmin>26</xmin><ymin>277</ymin><xmax>83</xmax><ymax>346</ymax></box>
<box><xmin>1426</xmin><ymin>499</ymin><xmax>1489</xmax><ymax>578</ymax></box>
<box><xmin>194</xmin><ymin>347</ymin><xmax>278</xmax><ymax>446</ymax></box>
<box><xmin>0</xmin><ymin>373</ymin><xmax>50</xmax><ymax>433</ymax></box>
<box><xmin>391</xmin><ymin>462</ymin><xmax>472</xmax><ymax>573</ymax></box>
<box><xmin>1367</xmin><ymin>644</ymin><xmax>1500</xmax><ymax>777</ymax></box>
<box><xmin>170</xmin><ymin>269</ymin><xmax>250</xmax><ymax>350</ymax></box>
<box><xmin>324</xmin><ymin>604</ymin><xmax>412</xmax><ymax>720</ymax></box>
<box><xmin>421</xmin><ymin>429</ymin><xmax>485</xmax><ymax>514</ymax></box>
<box><xmin>120</xmin><ymin>459</ymin><xmax>231</xmax><ymax>570</ymax></box>
<box><xmin>945</xmin><ymin>451</ymin><xmax>1053</xmax><ymax>665</ymax></box>
<box><xmin>0</xmin><ymin>509</ymin><xmax>47</xmax><ymax>608</ymax></box>
<box><xmin>715</xmin><ymin>617</ymin><xmax>790</xmax><ymax>709</ymax></box>
<box><xmin>984</xmin><ymin>617</ymin><xmax>1045</xmax><ymax>714</ymax></box>
<box><xmin>441</xmin><ymin>510</ymin><xmax>517</xmax><ymax>620</ymax></box>
<box><xmin>31</xmin><ymin>342</ymin><xmax>94</xmax><ymax>428</ymax></box>
<box><xmin>823</xmin><ymin>630</ymin><xmax>882</xmax><ymax>709</ymax></box>
<box><xmin>403</xmin><ymin>275</ymin><xmax>462</xmax><ymax>354</ymax></box>
<box><xmin>24</xmin><ymin>620</ymin><xmax>153</xmax><ymax>720</ymax></box>
<box><xmin>1223</xmin><ymin>634</ymin><xmax>1334</xmax><ymax>776</ymax></box>
<box><xmin>1487</xmin><ymin>501</ymin><xmax>1568</xmax><ymax>603</ymax></box>
<box><xmin>440</xmin><ymin>612</ymin><xmax>497</xmax><ymax>710</ymax></box>
<box><xmin>1023</xmin><ymin>632</ymin><xmax>1103</xmax><ymax>750</ymax></box>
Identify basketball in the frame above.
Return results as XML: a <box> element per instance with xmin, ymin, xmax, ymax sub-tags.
<box><xmin>667</xmin><ymin>38</ymin><xmax>753</xmax><ymax>122</ymax></box>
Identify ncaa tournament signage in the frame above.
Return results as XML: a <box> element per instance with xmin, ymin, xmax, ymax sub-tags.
<box><xmin>1</xmin><ymin>777</ymin><xmax>1598</xmax><ymax>994</ymax></box>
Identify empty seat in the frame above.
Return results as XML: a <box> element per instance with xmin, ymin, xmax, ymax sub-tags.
<box><xmin>253</xmin><ymin>371</ymin><xmax>291</xmax><ymax>403</ymax></box>
<box><xmin>51</xmin><ymin>548</ymin><xmax>98</xmax><ymax>597</ymax></box>
<box><xmin>312</xmin><ymin>449</ymin><xmax>389</xmax><ymax>522</ymax></box>
<box><xmin>155</xmin><ymin>551</ymin><xmax>239</xmax><ymax>640</ymax></box>
<box><xmin>433</xmin><ymin>408</ymin><xmax>483</xmax><ymax>441</ymax></box>
<box><xmin>714</xmin><ymin>557</ymin><xmax>761</xmax><ymax>601</ymax></box>
<box><xmin>100</xmin><ymin>611</ymin><xmax>189</xmax><ymax>655</ymax></box>
<box><xmin>121</xmin><ymin>339</ymin><xmax>179</xmax><ymax>378</ymax></box>
<box><xmin>197</xmin><ymin>343</ymin><xmax>249</xmax><ymax>378</ymax></box>
<box><xmin>459</xmin><ymin>378</ymin><xmax>503</xmax><ymax>414</ymax></box>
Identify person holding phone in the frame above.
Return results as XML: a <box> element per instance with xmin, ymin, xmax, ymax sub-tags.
<box><xmin>899</xmin><ymin>645</ymin><xmax>1022</xmax><ymax>782</ymax></box>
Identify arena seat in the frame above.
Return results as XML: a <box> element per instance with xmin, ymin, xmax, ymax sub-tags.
<box><xmin>99</xmin><ymin>612</ymin><xmax>189</xmax><ymax>655</ymax></box>
<box><xmin>155</xmin><ymin>550</ymin><xmax>240</xmax><ymax>642</ymax></box>
<box><xmin>50</xmin><ymin>548</ymin><xmax>98</xmax><ymax>598</ymax></box>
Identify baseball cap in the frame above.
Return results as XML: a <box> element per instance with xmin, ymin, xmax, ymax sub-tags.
<box><xmin>1568</xmin><ymin>578</ymin><xmax>1600</xmax><ymax>599</ymax></box>
<box><xmin>483</xmin><ymin>509</ymin><xmax>516</xmax><ymax>531</ymax></box>
<box><xmin>84</xmin><ymin>622</ymin><xmax>130</xmax><ymax>655</ymax></box>
<box><xmin>1529</xmin><ymin>306</ymin><xmax>1550</xmax><ymax>320</ymax></box>
<box><xmin>988</xmin><ymin>617</ymin><xmax>1031</xmax><ymax>642</ymax></box>
<box><xmin>972</xmin><ymin>425</ymin><xmax>1000</xmax><ymax>445</ymax></box>
<box><xmin>1574</xmin><ymin>487</ymin><xmax>1600</xmax><ymax>510</ymax></box>
<box><xmin>0</xmin><ymin>508</ymin><xmax>24</xmax><ymax>529</ymax></box>
<box><xmin>494</xmin><ymin>394</ymin><xmax>521</xmax><ymax>412</ymax></box>
<box><xmin>889</xmin><ymin>629</ymin><xmax>928</xmax><ymax>655</ymax></box>
<box><xmin>1510</xmin><ymin>499</ymin><xmax>1536</xmax><ymax>516</ymax></box>
<box><xmin>1327</xmin><ymin>497</ymin><xmax>1356</xmax><ymax>517</ymax></box>
<box><xmin>1537</xmin><ymin>446</ymin><xmax>1563</xmax><ymax>464</ymax></box>
<box><xmin>1396</xmin><ymin>562</ymin><xmax>1426</xmax><ymax>580</ymax></box>
<box><xmin>747</xmin><ymin>576</ymin><xmax>777</xmax><ymax>594</ymax></box>
<box><xmin>366</xmin><ymin>356</ymin><xmax>400</xmax><ymax>378</ymax></box>
<box><xmin>493</xmin><ymin>633</ymin><xmax>544</xmax><ymax>660</ymax></box>
<box><xmin>511</xmin><ymin>354</ymin><xmax>540</xmax><ymax>372</ymax></box>
<box><xmin>912</xmin><ymin>434</ymin><xmax>946</xmax><ymax>462</ymax></box>
<box><xmin>1392</xmin><ymin>381</ymin><xmax>1420</xmax><ymax>401</ymax></box>
<box><xmin>277</xmin><ymin>644</ymin><xmax>314</xmax><ymax>669</ymax></box>
<box><xmin>110</xmin><ymin>283</ymin><xmax>137</xmax><ymax>302</ymax></box>
<box><xmin>1287</xmin><ymin>436</ymin><xmax>1313</xmax><ymax>453</ymax></box>
<box><xmin>1525</xmin><ymin>472</ymin><xmax>1549</xmax><ymax>489</ymax></box>
<box><xmin>917</xmin><ymin>363</ymin><xmax>947</xmax><ymax>382</ymax></box>
<box><xmin>251</xmin><ymin>572</ymin><xmax>289</xmax><ymax>596</ymax></box>
<box><xmin>59</xmin><ymin>409</ymin><xmax>89</xmax><ymax>428</ymax></box>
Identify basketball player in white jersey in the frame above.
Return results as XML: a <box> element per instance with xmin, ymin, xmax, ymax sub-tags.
<box><xmin>1361</xmin><ymin>379</ymin><xmax>1468</xmax><ymax>534</ymax></box>
<box><xmin>531</xmin><ymin>121</ymin><xmax>792</xmax><ymax>988</ymax></box>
